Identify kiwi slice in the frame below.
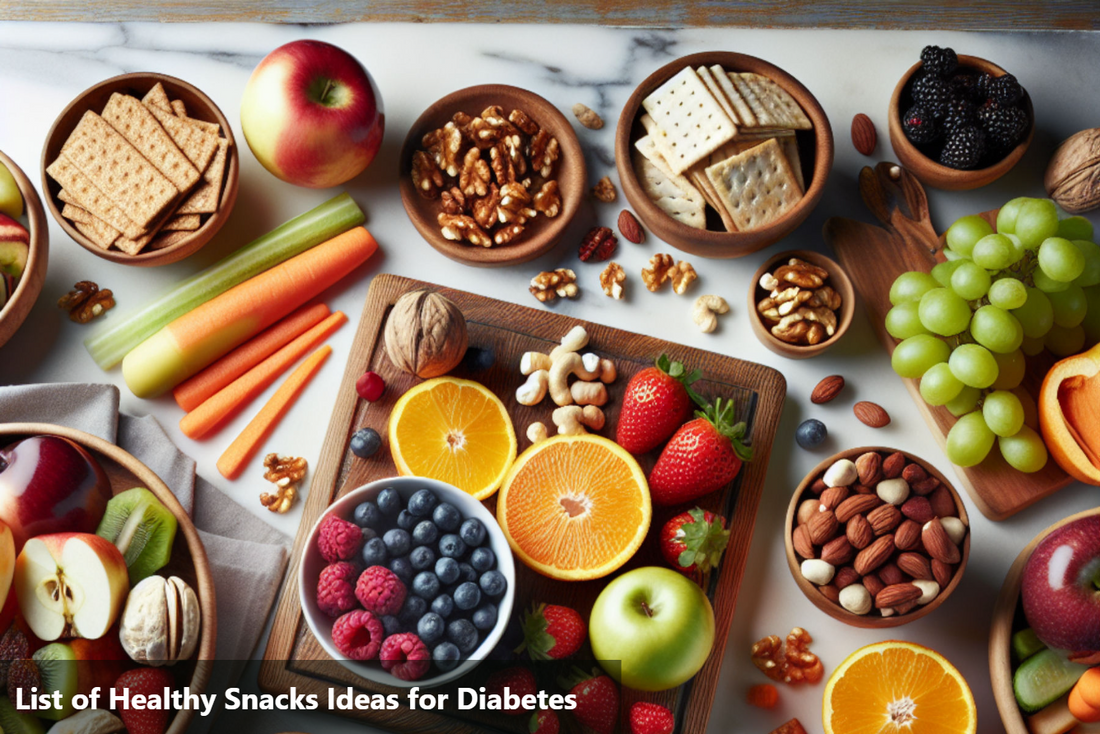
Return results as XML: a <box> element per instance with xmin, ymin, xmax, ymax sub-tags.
<box><xmin>96</xmin><ymin>487</ymin><xmax>178</xmax><ymax>584</ymax></box>
<box><xmin>31</xmin><ymin>643</ymin><xmax>77</xmax><ymax>721</ymax></box>
<box><xmin>0</xmin><ymin>695</ymin><xmax>45</xmax><ymax>733</ymax></box>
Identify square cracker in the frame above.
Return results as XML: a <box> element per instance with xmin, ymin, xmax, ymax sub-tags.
<box><xmin>163</xmin><ymin>214</ymin><xmax>201</xmax><ymax>231</ymax></box>
<box><xmin>781</xmin><ymin>136</ymin><xmax>805</xmax><ymax>190</ymax></box>
<box><xmin>142</xmin><ymin>83</ymin><xmax>174</xmax><ymax>114</ymax></box>
<box><xmin>695</xmin><ymin>66</ymin><xmax>741</xmax><ymax>127</ymax></box>
<box><xmin>733</xmin><ymin>73</ymin><xmax>813</xmax><ymax>130</ymax></box>
<box><xmin>47</xmin><ymin>156</ymin><xmax>147</xmax><ymax>239</ymax></box>
<box><xmin>143</xmin><ymin>100</ymin><xmax>219</xmax><ymax>174</ymax></box>
<box><xmin>177</xmin><ymin>137</ymin><xmax>228</xmax><ymax>214</ymax></box>
<box><xmin>101</xmin><ymin>93</ymin><xmax>201</xmax><ymax>192</ymax></box>
<box><xmin>705</xmin><ymin>137</ymin><xmax>804</xmax><ymax>231</ymax></box>
<box><xmin>171</xmin><ymin>99</ymin><xmax>187</xmax><ymax>117</ymax></box>
<box><xmin>631</xmin><ymin>148</ymin><xmax>706</xmax><ymax>230</ymax></box>
<box><xmin>641</xmin><ymin>67</ymin><xmax>736</xmax><ymax>175</ymax></box>
<box><xmin>637</xmin><ymin>114</ymin><xmax>679</xmax><ymax>172</ymax></box>
<box><xmin>634</xmin><ymin>135</ymin><xmax>705</xmax><ymax>201</ymax></box>
<box><xmin>73</xmin><ymin>219</ymin><xmax>120</xmax><ymax>249</ymax></box>
<box><xmin>149</xmin><ymin>229</ymin><xmax>194</xmax><ymax>251</ymax></box>
<box><xmin>710</xmin><ymin>65</ymin><xmax>757</xmax><ymax>128</ymax></box>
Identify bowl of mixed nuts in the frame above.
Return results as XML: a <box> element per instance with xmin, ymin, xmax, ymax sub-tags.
<box><xmin>785</xmin><ymin>446</ymin><xmax>971</xmax><ymax>628</ymax></box>
<box><xmin>399</xmin><ymin>84</ymin><xmax>585</xmax><ymax>267</ymax></box>
<box><xmin>748</xmin><ymin>249</ymin><xmax>855</xmax><ymax>358</ymax></box>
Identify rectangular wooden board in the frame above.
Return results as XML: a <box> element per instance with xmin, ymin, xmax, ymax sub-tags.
<box><xmin>260</xmin><ymin>274</ymin><xmax>786</xmax><ymax>733</ymax></box>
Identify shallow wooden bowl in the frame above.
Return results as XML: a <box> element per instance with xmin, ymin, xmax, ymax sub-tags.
<box><xmin>784</xmin><ymin>446</ymin><xmax>971</xmax><ymax>628</ymax></box>
<box><xmin>614</xmin><ymin>51</ymin><xmax>834</xmax><ymax>259</ymax></box>
<box><xmin>989</xmin><ymin>506</ymin><xmax>1100</xmax><ymax>734</ymax></box>
<box><xmin>888</xmin><ymin>55</ymin><xmax>1034</xmax><ymax>191</ymax></box>
<box><xmin>748</xmin><ymin>249</ymin><xmax>855</xmax><ymax>359</ymax></box>
<box><xmin>0</xmin><ymin>150</ymin><xmax>48</xmax><ymax>349</ymax></box>
<box><xmin>398</xmin><ymin>84</ymin><xmax>585</xmax><ymax>267</ymax></box>
<box><xmin>41</xmin><ymin>72</ymin><xmax>239</xmax><ymax>266</ymax></box>
<box><xmin>0</xmin><ymin>423</ymin><xmax>217</xmax><ymax>734</ymax></box>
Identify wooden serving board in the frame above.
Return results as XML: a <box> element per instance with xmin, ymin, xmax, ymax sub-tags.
<box><xmin>824</xmin><ymin>162</ymin><xmax>1072</xmax><ymax>521</ymax></box>
<box><xmin>260</xmin><ymin>274</ymin><xmax>786</xmax><ymax>733</ymax></box>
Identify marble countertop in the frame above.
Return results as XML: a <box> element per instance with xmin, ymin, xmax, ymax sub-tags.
<box><xmin>1</xmin><ymin>21</ymin><xmax>1099</xmax><ymax>734</ymax></box>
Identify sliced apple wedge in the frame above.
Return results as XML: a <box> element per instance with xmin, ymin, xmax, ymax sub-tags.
<box><xmin>0</xmin><ymin>520</ymin><xmax>14</xmax><ymax>615</ymax></box>
<box><xmin>0</xmin><ymin>213</ymin><xmax>28</xmax><ymax>281</ymax></box>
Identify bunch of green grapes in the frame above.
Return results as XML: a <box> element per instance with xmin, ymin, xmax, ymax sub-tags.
<box><xmin>886</xmin><ymin>197</ymin><xmax>1100</xmax><ymax>473</ymax></box>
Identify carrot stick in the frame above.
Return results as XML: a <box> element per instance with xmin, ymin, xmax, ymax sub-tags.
<box><xmin>173</xmin><ymin>303</ymin><xmax>331</xmax><ymax>412</ymax></box>
<box><xmin>122</xmin><ymin>226</ymin><xmax>376</xmax><ymax>399</ymax></box>
<box><xmin>216</xmin><ymin>345</ymin><xmax>332</xmax><ymax>480</ymax></box>
<box><xmin>180</xmin><ymin>310</ymin><xmax>347</xmax><ymax>439</ymax></box>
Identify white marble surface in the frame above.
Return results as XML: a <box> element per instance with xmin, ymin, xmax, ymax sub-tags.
<box><xmin>1</xmin><ymin>21</ymin><xmax>1099</xmax><ymax>734</ymax></box>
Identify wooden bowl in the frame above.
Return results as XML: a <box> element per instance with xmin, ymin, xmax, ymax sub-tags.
<box><xmin>989</xmin><ymin>506</ymin><xmax>1100</xmax><ymax>734</ymax></box>
<box><xmin>784</xmin><ymin>446</ymin><xmax>971</xmax><ymax>628</ymax></box>
<box><xmin>0</xmin><ymin>423</ymin><xmax>216</xmax><ymax>734</ymax></box>
<box><xmin>41</xmin><ymin>72</ymin><xmax>239</xmax><ymax>266</ymax></box>
<box><xmin>0</xmin><ymin>150</ymin><xmax>48</xmax><ymax>349</ymax></box>
<box><xmin>398</xmin><ymin>84</ymin><xmax>585</xmax><ymax>267</ymax></box>
<box><xmin>614</xmin><ymin>51</ymin><xmax>834</xmax><ymax>259</ymax></box>
<box><xmin>748</xmin><ymin>249</ymin><xmax>855</xmax><ymax>359</ymax></box>
<box><xmin>888</xmin><ymin>55</ymin><xmax>1034</xmax><ymax>191</ymax></box>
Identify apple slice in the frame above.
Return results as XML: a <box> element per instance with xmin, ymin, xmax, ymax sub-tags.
<box><xmin>0</xmin><ymin>520</ymin><xmax>14</xmax><ymax>615</ymax></box>
<box><xmin>0</xmin><ymin>213</ymin><xmax>28</xmax><ymax>280</ymax></box>
<box><xmin>14</xmin><ymin>533</ymin><xmax>129</xmax><ymax>641</ymax></box>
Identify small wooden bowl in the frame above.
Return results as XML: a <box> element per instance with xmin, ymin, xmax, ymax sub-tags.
<box><xmin>888</xmin><ymin>55</ymin><xmax>1034</xmax><ymax>191</ymax></box>
<box><xmin>0</xmin><ymin>150</ymin><xmax>48</xmax><ymax>349</ymax></box>
<box><xmin>0</xmin><ymin>423</ymin><xmax>216</xmax><ymax>734</ymax></box>
<box><xmin>989</xmin><ymin>506</ymin><xmax>1100</xmax><ymax>734</ymax></box>
<box><xmin>748</xmin><ymin>249</ymin><xmax>855</xmax><ymax>359</ymax></box>
<box><xmin>41</xmin><ymin>72</ymin><xmax>239</xmax><ymax>266</ymax></box>
<box><xmin>398</xmin><ymin>84</ymin><xmax>585</xmax><ymax>267</ymax></box>
<box><xmin>614</xmin><ymin>51</ymin><xmax>834</xmax><ymax>259</ymax></box>
<box><xmin>784</xmin><ymin>446</ymin><xmax>971</xmax><ymax>628</ymax></box>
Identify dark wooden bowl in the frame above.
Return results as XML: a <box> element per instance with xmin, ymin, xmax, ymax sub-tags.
<box><xmin>0</xmin><ymin>150</ymin><xmax>48</xmax><ymax>349</ymax></box>
<box><xmin>614</xmin><ymin>51</ymin><xmax>834</xmax><ymax>259</ymax></box>
<box><xmin>748</xmin><ymin>249</ymin><xmax>855</xmax><ymax>359</ymax></box>
<box><xmin>785</xmin><ymin>446</ymin><xmax>970</xmax><ymax>628</ymax></box>
<box><xmin>41</xmin><ymin>72</ymin><xmax>239</xmax><ymax>266</ymax></box>
<box><xmin>398</xmin><ymin>84</ymin><xmax>585</xmax><ymax>267</ymax></box>
<box><xmin>888</xmin><ymin>55</ymin><xmax>1034</xmax><ymax>191</ymax></box>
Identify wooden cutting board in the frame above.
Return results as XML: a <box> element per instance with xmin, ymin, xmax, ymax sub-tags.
<box><xmin>824</xmin><ymin>162</ymin><xmax>1072</xmax><ymax>521</ymax></box>
<box><xmin>260</xmin><ymin>274</ymin><xmax>786</xmax><ymax>734</ymax></box>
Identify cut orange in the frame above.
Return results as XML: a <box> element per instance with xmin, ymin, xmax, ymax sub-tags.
<box><xmin>389</xmin><ymin>377</ymin><xmax>516</xmax><ymax>500</ymax></box>
<box><xmin>823</xmin><ymin>641</ymin><xmax>977</xmax><ymax>734</ymax></box>
<box><xmin>496</xmin><ymin>434</ymin><xmax>650</xmax><ymax>580</ymax></box>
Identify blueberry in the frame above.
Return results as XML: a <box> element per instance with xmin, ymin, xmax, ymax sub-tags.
<box><xmin>796</xmin><ymin>419</ymin><xmax>827</xmax><ymax>450</ymax></box>
<box><xmin>399</xmin><ymin>595</ymin><xmax>427</xmax><ymax>626</ymax></box>
<box><xmin>431</xmin><ymin>594</ymin><xmax>455</xmax><ymax>618</ymax></box>
<box><xmin>361</xmin><ymin>527</ymin><xmax>378</xmax><ymax>543</ymax></box>
<box><xmin>417</xmin><ymin>612</ymin><xmax>446</xmax><ymax>645</ymax></box>
<box><xmin>447</xmin><ymin>619</ymin><xmax>479</xmax><ymax>654</ymax></box>
<box><xmin>459</xmin><ymin>518</ymin><xmax>486</xmax><ymax>547</ymax></box>
<box><xmin>454</xmin><ymin>581</ymin><xmax>481</xmax><ymax>611</ymax></box>
<box><xmin>432</xmin><ymin>503</ymin><xmax>462</xmax><ymax>532</ymax></box>
<box><xmin>350</xmin><ymin>428</ymin><xmax>381</xmax><ymax>459</ymax></box>
<box><xmin>352</xmin><ymin>501</ymin><xmax>385</xmax><ymax>530</ymax></box>
<box><xmin>412</xmin><ymin>520</ymin><xmax>439</xmax><ymax>547</ymax></box>
<box><xmin>472</xmin><ymin>603</ymin><xmax>498</xmax><ymax>631</ymax></box>
<box><xmin>383</xmin><ymin>528</ymin><xmax>412</xmax><ymax>557</ymax></box>
<box><xmin>457</xmin><ymin>563</ymin><xmax>478</xmax><ymax>584</ymax></box>
<box><xmin>388</xmin><ymin>555</ymin><xmax>413</xmax><ymax>583</ymax></box>
<box><xmin>376</xmin><ymin>487</ymin><xmax>402</xmax><ymax>517</ymax></box>
<box><xmin>479</xmin><ymin>570</ymin><xmax>507</xmax><ymax>597</ymax></box>
<box><xmin>409</xmin><ymin>545</ymin><xmax>436</xmax><ymax>571</ymax></box>
<box><xmin>396</xmin><ymin>509</ymin><xmax>417</xmax><ymax>531</ymax></box>
<box><xmin>435</xmin><ymin>557</ymin><xmax>460</xmax><ymax>585</ymax></box>
<box><xmin>360</xmin><ymin>537</ymin><xmax>388</xmax><ymax>566</ymax></box>
<box><xmin>382</xmin><ymin>615</ymin><xmax>403</xmax><ymax>637</ymax></box>
<box><xmin>469</xmin><ymin>547</ymin><xmax>495</xmax><ymax>572</ymax></box>
<box><xmin>433</xmin><ymin>642</ymin><xmax>461</xmax><ymax>672</ymax></box>
<box><xmin>439</xmin><ymin>534</ymin><xmax>467</xmax><ymax>559</ymax></box>
<box><xmin>463</xmin><ymin>346</ymin><xmax>495</xmax><ymax>372</ymax></box>
<box><xmin>408</xmin><ymin>489</ymin><xmax>438</xmax><ymax>517</ymax></box>
<box><xmin>412</xmin><ymin>571</ymin><xmax>441</xmax><ymax>600</ymax></box>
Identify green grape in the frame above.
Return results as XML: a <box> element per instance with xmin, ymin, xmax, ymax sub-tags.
<box><xmin>949</xmin><ymin>343</ymin><xmax>999</xmax><ymax>388</ymax></box>
<box><xmin>919</xmin><ymin>362</ymin><xmax>965</xmax><ymax>406</ymax></box>
<box><xmin>991</xmin><ymin>349</ymin><xmax>1026</xmax><ymax>389</ymax></box>
<box><xmin>943</xmin><ymin>248</ymin><xmax>965</xmax><ymax>262</ymax></box>
<box><xmin>932</xmin><ymin>259</ymin><xmax>965</xmax><ymax>287</ymax></box>
<box><xmin>891</xmin><ymin>334</ymin><xmax>951</xmax><ymax>378</ymax></box>
<box><xmin>885</xmin><ymin>301</ymin><xmax>931</xmax><ymax>339</ymax></box>
<box><xmin>996</xmin><ymin>197</ymin><xmax>1029</xmax><ymax>235</ymax></box>
<box><xmin>983</xmin><ymin>390</ymin><xmax>1025</xmax><ymax>437</ymax></box>
<box><xmin>1016</xmin><ymin>199</ymin><xmax>1060</xmax><ymax>249</ymax></box>
<box><xmin>1058</xmin><ymin>215</ymin><xmax>1094</xmax><ymax>242</ymax></box>
<box><xmin>1039</xmin><ymin>237</ymin><xmax>1086</xmax><ymax>282</ymax></box>
<box><xmin>946</xmin><ymin>215</ymin><xmax>994</xmax><ymax>258</ymax></box>
<box><xmin>1012</xmin><ymin>288</ymin><xmax>1055</xmax><ymax>339</ymax></box>
<box><xmin>945</xmin><ymin>385</ymin><xmax>981</xmax><ymax>417</ymax></box>
<box><xmin>889</xmin><ymin>271</ymin><xmax>940</xmax><ymax>305</ymax></box>
<box><xmin>972</xmin><ymin>234</ymin><xmax>1016</xmax><ymax>271</ymax></box>
<box><xmin>1082</xmin><ymin>286</ymin><xmax>1100</xmax><ymax>347</ymax></box>
<box><xmin>1047</xmin><ymin>284</ymin><xmax>1087</xmax><ymax>328</ymax></box>
<box><xmin>945</xmin><ymin>410</ymin><xmax>997</xmax><ymax>467</ymax></box>
<box><xmin>989</xmin><ymin>277</ymin><xmax>1028</xmax><ymax>310</ymax></box>
<box><xmin>1033</xmin><ymin>267</ymin><xmax>1071</xmax><ymax>293</ymax></box>
<box><xmin>998</xmin><ymin>426</ymin><xmax>1048</xmax><ymax>473</ymax></box>
<box><xmin>970</xmin><ymin>305</ymin><xmax>1023</xmax><ymax>353</ymax></box>
<box><xmin>1072</xmin><ymin>239</ymin><xmax>1100</xmax><ymax>287</ymax></box>
<box><xmin>1006</xmin><ymin>233</ymin><xmax>1028</xmax><ymax>261</ymax></box>
<box><xmin>1021</xmin><ymin>335</ymin><xmax>1046</xmax><ymax>356</ymax></box>
<box><xmin>950</xmin><ymin>261</ymin><xmax>991</xmax><ymax>300</ymax></box>
<box><xmin>1045</xmin><ymin>323</ymin><xmax>1086</xmax><ymax>356</ymax></box>
<box><xmin>919</xmin><ymin>288</ymin><xmax>972</xmax><ymax>336</ymax></box>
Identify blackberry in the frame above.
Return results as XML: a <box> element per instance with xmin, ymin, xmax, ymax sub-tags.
<box><xmin>941</xmin><ymin>97</ymin><xmax>977</xmax><ymax>135</ymax></box>
<box><xmin>981</xmin><ymin>105</ymin><xmax>1029</xmax><ymax>152</ymax></box>
<box><xmin>901</xmin><ymin>105</ymin><xmax>939</xmax><ymax>145</ymax></box>
<box><xmin>976</xmin><ymin>72</ymin><xmax>995</xmax><ymax>99</ymax></box>
<box><xmin>940</xmin><ymin>126</ymin><xmax>986</xmax><ymax>170</ymax></box>
<box><xmin>911</xmin><ymin>74</ymin><xmax>950</xmax><ymax>118</ymax></box>
<box><xmin>988</xmin><ymin>73</ymin><xmax>1023</xmax><ymax>106</ymax></box>
<box><xmin>920</xmin><ymin>45</ymin><xmax>958</xmax><ymax>78</ymax></box>
<box><xmin>947</xmin><ymin>72</ymin><xmax>981</xmax><ymax>101</ymax></box>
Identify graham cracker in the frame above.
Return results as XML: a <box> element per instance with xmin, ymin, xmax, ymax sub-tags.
<box><xmin>177</xmin><ymin>137</ymin><xmax>227</xmax><ymax>215</ymax></box>
<box><xmin>47</xmin><ymin>156</ymin><xmax>147</xmax><ymax>239</ymax></box>
<box><xmin>73</xmin><ymin>219</ymin><xmax>120</xmax><ymax>250</ymax></box>
<box><xmin>641</xmin><ymin>67</ymin><xmax>736</xmax><ymax>175</ymax></box>
<box><xmin>102</xmin><ymin>93</ymin><xmax>201</xmax><ymax>192</ymax></box>
<box><xmin>631</xmin><ymin>148</ymin><xmax>706</xmax><ymax>230</ymax></box>
<box><xmin>142</xmin><ymin>83</ymin><xmax>174</xmax><ymax>115</ymax></box>
<box><xmin>704</xmin><ymin>137</ymin><xmax>804</xmax><ymax>231</ymax></box>
<box><xmin>143</xmin><ymin>100</ymin><xmax>219</xmax><ymax>174</ymax></box>
<box><xmin>171</xmin><ymin>99</ymin><xmax>187</xmax><ymax>117</ymax></box>
<box><xmin>149</xmin><ymin>229</ymin><xmax>194</xmax><ymax>251</ymax></box>
<box><xmin>163</xmin><ymin>214</ymin><xmax>201</xmax><ymax>231</ymax></box>
<box><xmin>61</xmin><ymin>202</ymin><xmax>92</xmax><ymax>224</ymax></box>
<box><xmin>735</xmin><ymin>73</ymin><xmax>812</xmax><ymax>130</ymax></box>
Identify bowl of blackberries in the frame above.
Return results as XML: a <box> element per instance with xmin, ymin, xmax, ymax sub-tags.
<box><xmin>888</xmin><ymin>45</ymin><xmax>1033</xmax><ymax>190</ymax></box>
<box><xmin>299</xmin><ymin>476</ymin><xmax>516</xmax><ymax>687</ymax></box>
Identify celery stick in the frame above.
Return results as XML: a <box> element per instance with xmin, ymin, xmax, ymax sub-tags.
<box><xmin>84</xmin><ymin>193</ymin><xmax>364</xmax><ymax>370</ymax></box>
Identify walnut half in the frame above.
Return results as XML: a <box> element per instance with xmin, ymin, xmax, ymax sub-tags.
<box><xmin>530</xmin><ymin>269</ymin><xmax>578</xmax><ymax>303</ymax></box>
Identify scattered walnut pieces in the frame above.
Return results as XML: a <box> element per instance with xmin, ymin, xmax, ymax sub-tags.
<box><xmin>591</xmin><ymin>176</ymin><xmax>617</xmax><ymax>203</ymax></box>
<box><xmin>757</xmin><ymin>258</ymin><xmax>843</xmax><ymax>346</ymax></box>
<box><xmin>260</xmin><ymin>453</ymin><xmax>307</xmax><ymax>514</ymax></box>
<box><xmin>599</xmin><ymin>261</ymin><xmax>626</xmax><ymax>300</ymax></box>
<box><xmin>770</xmin><ymin>720</ymin><xmax>808</xmax><ymax>734</ymax></box>
<box><xmin>438</xmin><ymin>212</ymin><xmax>492</xmax><ymax>248</ymax></box>
<box><xmin>578</xmin><ymin>226</ymin><xmax>617</xmax><ymax>262</ymax></box>
<box><xmin>58</xmin><ymin>281</ymin><xmax>115</xmax><ymax>324</ymax></box>
<box><xmin>641</xmin><ymin>253</ymin><xmax>696</xmax><ymax>294</ymax></box>
<box><xmin>751</xmin><ymin>628</ymin><xmax>824</xmax><ymax>686</ymax></box>
<box><xmin>530</xmin><ymin>268</ymin><xmax>578</xmax><ymax>303</ymax></box>
<box><xmin>572</xmin><ymin>103</ymin><xmax>604</xmax><ymax>130</ymax></box>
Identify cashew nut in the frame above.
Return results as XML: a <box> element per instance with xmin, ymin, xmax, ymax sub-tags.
<box><xmin>570</xmin><ymin>381</ymin><xmax>608</xmax><ymax>406</ymax></box>
<box><xmin>520</xmin><ymin>351</ymin><xmax>552</xmax><ymax>375</ymax></box>
<box><xmin>553</xmin><ymin>405</ymin><xmax>606</xmax><ymax>435</ymax></box>
<box><xmin>526</xmin><ymin>422</ymin><xmax>548</xmax><ymax>444</ymax></box>
<box><xmin>692</xmin><ymin>295</ymin><xmax>730</xmax><ymax>333</ymax></box>
<box><xmin>548</xmin><ymin>325</ymin><xmax>589</xmax><ymax>361</ymax></box>
<box><xmin>548</xmin><ymin>352</ymin><xmax>598</xmax><ymax>405</ymax></box>
<box><xmin>516</xmin><ymin>370</ymin><xmax>549</xmax><ymax>406</ymax></box>
<box><xmin>597</xmin><ymin>358</ymin><xmax>617</xmax><ymax>383</ymax></box>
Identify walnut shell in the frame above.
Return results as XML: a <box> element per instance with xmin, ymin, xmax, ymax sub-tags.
<box><xmin>119</xmin><ymin>575</ymin><xmax>201</xmax><ymax>666</ymax></box>
<box><xmin>384</xmin><ymin>290</ymin><xmax>469</xmax><ymax>378</ymax></box>
<box><xmin>1044</xmin><ymin>127</ymin><xmax>1100</xmax><ymax>214</ymax></box>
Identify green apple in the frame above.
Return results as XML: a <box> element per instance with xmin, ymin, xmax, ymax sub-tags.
<box><xmin>0</xmin><ymin>162</ymin><xmax>23</xmax><ymax>220</ymax></box>
<box><xmin>589</xmin><ymin>566</ymin><xmax>715</xmax><ymax>691</ymax></box>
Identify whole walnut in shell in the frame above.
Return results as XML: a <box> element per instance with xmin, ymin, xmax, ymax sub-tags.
<box><xmin>384</xmin><ymin>290</ymin><xmax>469</xmax><ymax>378</ymax></box>
<box><xmin>1045</xmin><ymin>128</ymin><xmax>1100</xmax><ymax>214</ymax></box>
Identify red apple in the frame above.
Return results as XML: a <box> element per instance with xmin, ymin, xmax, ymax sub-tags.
<box><xmin>1022</xmin><ymin>515</ymin><xmax>1100</xmax><ymax>664</ymax></box>
<box><xmin>0</xmin><ymin>436</ymin><xmax>112</xmax><ymax>551</ymax></box>
<box><xmin>240</xmin><ymin>39</ymin><xmax>384</xmax><ymax>188</ymax></box>
<box><xmin>0</xmin><ymin>212</ymin><xmax>29</xmax><ymax>282</ymax></box>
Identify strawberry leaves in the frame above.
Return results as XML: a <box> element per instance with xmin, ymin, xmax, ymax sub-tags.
<box><xmin>697</xmin><ymin>397</ymin><xmax>754</xmax><ymax>462</ymax></box>
<box><xmin>655</xmin><ymin>353</ymin><xmax>706</xmax><ymax>408</ymax></box>
<box><xmin>675</xmin><ymin>508</ymin><xmax>730</xmax><ymax>573</ymax></box>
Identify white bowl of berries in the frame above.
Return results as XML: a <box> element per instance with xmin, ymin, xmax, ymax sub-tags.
<box><xmin>298</xmin><ymin>476</ymin><xmax>516</xmax><ymax>687</ymax></box>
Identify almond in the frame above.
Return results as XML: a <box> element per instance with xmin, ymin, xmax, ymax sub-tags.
<box><xmin>882</xmin><ymin>451</ymin><xmax>906</xmax><ymax>479</ymax></box>
<box><xmin>835</xmin><ymin>494</ymin><xmax>881</xmax><ymax>523</ymax></box>
<box><xmin>855</xmin><ymin>452</ymin><xmax>884</xmax><ymax>486</ymax></box>
<box><xmin>810</xmin><ymin>478</ymin><xmax>828</xmax><ymax>495</ymax></box>
<box><xmin>821</xmin><ymin>536</ymin><xmax>855</xmax><ymax>566</ymax></box>
<box><xmin>911</xmin><ymin>476</ymin><xmax>941</xmax><ymax>496</ymax></box>
<box><xmin>807</xmin><ymin>508</ymin><xmax>840</xmax><ymax>545</ymax></box>
<box><xmin>922</xmin><ymin>519</ymin><xmax>961</xmax><ymax>564</ymax></box>
<box><xmin>617</xmin><ymin>209</ymin><xmax>645</xmax><ymax>244</ymax></box>
<box><xmin>901</xmin><ymin>496</ymin><xmax>935</xmax><ymax>524</ymax></box>
<box><xmin>867</xmin><ymin>504</ymin><xmax>902</xmax><ymax>535</ymax></box>
<box><xmin>896</xmin><ymin>552</ymin><xmax>933</xmax><ymax>580</ymax></box>
<box><xmin>811</xmin><ymin>375</ymin><xmax>845</xmax><ymax>404</ymax></box>
<box><xmin>894</xmin><ymin>519</ymin><xmax>922</xmax><ymax>551</ymax></box>
<box><xmin>819</xmin><ymin>485</ymin><xmax>850</xmax><ymax>511</ymax></box>
<box><xmin>854</xmin><ymin>535</ymin><xmax>894</xmax><ymax>575</ymax></box>
<box><xmin>797</xmin><ymin>498</ymin><xmax>820</xmax><ymax>526</ymax></box>
<box><xmin>879</xmin><ymin>562</ymin><xmax>905</xmax><ymax>586</ymax></box>
<box><xmin>819</xmin><ymin>583</ymin><xmax>841</xmax><ymax>603</ymax></box>
<box><xmin>932</xmin><ymin>558</ymin><xmax>956</xmax><ymax>588</ymax></box>
<box><xmin>901</xmin><ymin>463</ymin><xmax>927</xmax><ymax>483</ymax></box>
<box><xmin>862</xmin><ymin>572</ymin><xmax>885</xmax><ymax>597</ymax></box>
<box><xmin>792</xmin><ymin>524</ymin><xmax>815</xmax><ymax>559</ymax></box>
<box><xmin>852</xmin><ymin>483</ymin><xmax>876</xmax><ymax>495</ymax></box>
<box><xmin>854</xmin><ymin>401</ymin><xmax>891</xmax><ymax>428</ymax></box>
<box><xmin>929</xmin><ymin>485</ymin><xmax>959</xmax><ymax>518</ymax></box>
<box><xmin>875</xmin><ymin>583</ymin><xmax>922</xmax><ymax>609</ymax></box>
<box><xmin>835</xmin><ymin>566</ymin><xmax>860</xmax><ymax>590</ymax></box>
<box><xmin>846</xmin><ymin>514</ymin><xmax>874</xmax><ymax>549</ymax></box>
<box><xmin>851</xmin><ymin>113</ymin><xmax>877</xmax><ymax>156</ymax></box>
<box><xmin>894</xmin><ymin>599</ymin><xmax>919</xmax><ymax>615</ymax></box>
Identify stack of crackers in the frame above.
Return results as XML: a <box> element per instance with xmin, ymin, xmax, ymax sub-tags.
<box><xmin>631</xmin><ymin>65</ymin><xmax>812</xmax><ymax>233</ymax></box>
<box><xmin>47</xmin><ymin>82</ymin><xmax>231</xmax><ymax>256</ymax></box>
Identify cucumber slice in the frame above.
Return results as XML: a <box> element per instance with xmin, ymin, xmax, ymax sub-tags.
<box><xmin>1013</xmin><ymin>648</ymin><xmax>1090</xmax><ymax>713</ymax></box>
<box><xmin>1012</xmin><ymin>628</ymin><xmax>1046</xmax><ymax>663</ymax></box>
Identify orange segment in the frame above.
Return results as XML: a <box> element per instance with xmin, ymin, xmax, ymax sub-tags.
<box><xmin>823</xmin><ymin>641</ymin><xmax>977</xmax><ymax>734</ymax></box>
<box><xmin>497</xmin><ymin>434</ymin><xmax>650</xmax><ymax>580</ymax></box>
<box><xmin>389</xmin><ymin>377</ymin><xmax>516</xmax><ymax>500</ymax></box>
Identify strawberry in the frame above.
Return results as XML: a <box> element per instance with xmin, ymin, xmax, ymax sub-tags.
<box><xmin>629</xmin><ymin>701</ymin><xmax>675</xmax><ymax>734</ymax></box>
<box><xmin>485</xmin><ymin>666</ymin><xmax>537</xmax><ymax>715</ymax></box>
<box><xmin>616</xmin><ymin>354</ymin><xmax>704</xmax><ymax>455</ymax></box>
<box><xmin>518</xmin><ymin>603</ymin><xmax>586</xmax><ymax>660</ymax></box>
<box><xmin>660</xmin><ymin>507</ymin><xmax>730</xmax><ymax>577</ymax></box>
<box><xmin>564</xmin><ymin>668</ymin><xmax>619</xmax><ymax>734</ymax></box>
<box><xmin>6</xmin><ymin>657</ymin><xmax>39</xmax><ymax>704</ymax></box>
<box><xmin>115</xmin><ymin>667</ymin><xmax>175</xmax><ymax>734</ymax></box>
<box><xmin>529</xmin><ymin>708</ymin><xmax>560</xmax><ymax>734</ymax></box>
<box><xmin>649</xmin><ymin>398</ymin><xmax>753</xmax><ymax>506</ymax></box>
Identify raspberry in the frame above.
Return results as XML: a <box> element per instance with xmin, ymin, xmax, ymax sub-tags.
<box><xmin>331</xmin><ymin>610</ymin><xmax>385</xmax><ymax>661</ymax></box>
<box><xmin>355</xmin><ymin>371</ymin><xmax>385</xmax><ymax>402</ymax></box>
<box><xmin>380</xmin><ymin>633</ymin><xmax>431</xmax><ymax>681</ymax></box>
<box><xmin>317</xmin><ymin>514</ymin><xmax>363</xmax><ymax>563</ymax></box>
<box><xmin>356</xmin><ymin>565</ymin><xmax>407</xmax><ymax>616</ymax></box>
<box><xmin>317</xmin><ymin>562</ymin><xmax>359</xmax><ymax>618</ymax></box>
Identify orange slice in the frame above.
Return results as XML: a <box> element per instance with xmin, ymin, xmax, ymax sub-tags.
<box><xmin>823</xmin><ymin>641</ymin><xmax>977</xmax><ymax>734</ymax></box>
<box><xmin>496</xmin><ymin>434</ymin><xmax>650</xmax><ymax>580</ymax></box>
<box><xmin>389</xmin><ymin>377</ymin><xmax>516</xmax><ymax>500</ymax></box>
